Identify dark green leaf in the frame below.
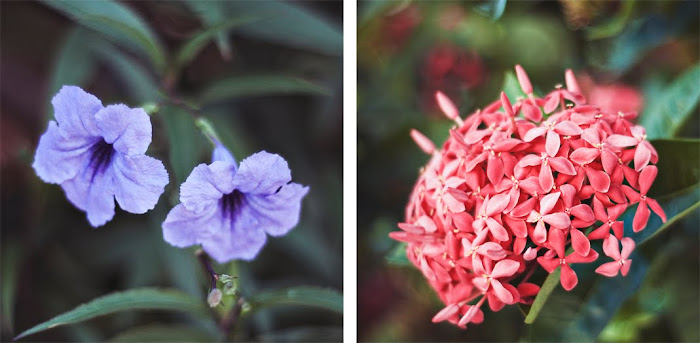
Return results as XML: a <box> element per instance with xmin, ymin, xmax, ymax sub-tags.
<box><xmin>199</xmin><ymin>75</ymin><xmax>330</xmax><ymax>104</ymax></box>
<box><xmin>174</xmin><ymin>16</ymin><xmax>259</xmax><ymax>69</ymax></box>
<box><xmin>108</xmin><ymin>324</ymin><xmax>216</xmax><ymax>342</ymax></box>
<box><xmin>163</xmin><ymin>106</ymin><xmax>206</xmax><ymax>186</ymax></box>
<box><xmin>40</xmin><ymin>0</ymin><xmax>166</xmax><ymax>72</ymax></box>
<box><xmin>640</xmin><ymin>63</ymin><xmax>700</xmax><ymax>140</ymax></box>
<box><xmin>182</xmin><ymin>0</ymin><xmax>233</xmax><ymax>59</ymax></box>
<box><xmin>247</xmin><ymin>286</ymin><xmax>342</xmax><ymax>315</ymax></box>
<box><xmin>96</xmin><ymin>43</ymin><xmax>161</xmax><ymax>103</ymax></box>
<box><xmin>15</xmin><ymin>288</ymin><xmax>207</xmax><ymax>340</ymax></box>
<box><xmin>256</xmin><ymin>326</ymin><xmax>343</xmax><ymax>343</ymax></box>
<box><xmin>386</xmin><ymin>242</ymin><xmax>411</xmax><ymax>266</ymax></box>
<box><xmin>648</xmin><ymin>139</ymin><xmax>700</xmax><ymax>197</ymax></box>
<box><xmin>46</xmin><ymin>28</ymin><xmax>98</xmax><ymax>120</ymax></box>
<box><xmin>221</xmin><ymin>1</ymin><xmax>342</xmax><ymax>56</ymax></box>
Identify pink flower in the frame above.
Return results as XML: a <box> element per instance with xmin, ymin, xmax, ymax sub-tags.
<box><xmin>622</xmin><ymin>165</ymin><xmax>667</xmax><ymax>232</ymax></box>
<box><xmin>537</xmin><ymin>229</ymin><xmax>599</xmax><ymax>291</ymax></box>
<box><xmin>595</xmin><ymin>235</ymin><xmax>635</xmax><ymax>277</ymax></box>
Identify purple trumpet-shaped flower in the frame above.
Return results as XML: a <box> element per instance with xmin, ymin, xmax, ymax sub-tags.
<box><xmin>162</xmin><ymin>144</ymin><xmax>309</xmax><ymax>263</ymax></box>
<box><xmin>33</xmin><ymin>86</ymin><xmax>168</xmax><ymax>227</ymax></box>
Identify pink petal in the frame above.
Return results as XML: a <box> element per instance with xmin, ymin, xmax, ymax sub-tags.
<box><xmin>581</xmin><ymin>128</ymin><xmax>600</xmax><ymax>145</ymax></box>
<box><xmin>571</xmin><ymin>228</ymin><xmax>591</xmax><ymax>256</ymax></box>
<box><xmin>417</xmin><ymin>215</ymin><xmax>437</xmax><ymax>233</ymax></box>
<box><xmin>491</xmin><ymin>259</ymin><xmax>520</xmax><ymax>278</ymax></box>
<box><xmin>622</xmin><ymin>165</ymin><xmax>639</xmax><ymax>189</ymax></box>
<box><xmin>493</xmin><ymin>138</ymin><xmax>522</xmax><ymax>152</ymax></box>
<box><xmin>519</xmin><ymin>154</ymin><xmax>543</xmax><ymax>167</ymax></box>
<box><xmin>638</xmin><ymin>165</ymin><xmax>657</xmax><ymax>195</ymax></box>
<box><xmin>545</xmin><ymin>130</ymin><xmax>561</xmax><ymax>157</ymax></box>
<box><xmin>501</xmin><ymin>91</ymin><xmax>514</xmax><ymax>117</ymax></box>
<box><xmin>449</xmin><ymin>129</ymin><xmax>470</xmax><ymax>149</ymax></box>
<box><xmin>566</xmin><ymin>249</ymin><xmax>599</xmax><ymax>264</ymax></box>
<box><xmin>486</xmin><ymin>292</ymin><xmax>505</xmax><ymax>312</ymax></box>
<box><xmin>504</xmin><ymin>215</ymin><xmax>527</xmax><ymax>238</ymax></box>
<box><xmin>587</xmin><ymin>223</ymin><xmax>610</xmax><ymax>240</ymax></box>
<box><xmin>435</xmin><ymin>91</ymin><xmax>459</xmax><ymax>120</ymax></box>
<box><xmin>543</xmin><ymin>213</ymin><xmax>571</xmax><ymax>229</ymax></box>
<box><xmin>410</xmin><ymin>129</ymin><xmax>435</xmax><ymax>154</ymax></box>
<box><xmin>533</xmin><ymin>220</ymin><xmax>547</xmax><ymax>243</ymax></box>
<box><xmin>544</xmin><ymin>94</ymin><xmax>560</xmax><ymax>113</ymax></box>
<box><xmin>571</xmin><ymin>204</ymin><xmax>595</xmax><ymax>222</ymax></box>
<box><xmin>537</xmin><ymin>256</ymin><xmax>560</xmax><ymax>273</ymax></box>
<box><xmin>523</xmin><ymin>247</ymin><xmax>538</xmax><ymax>260</ymax></box>
<box><xmin>601</xmin><ymin>149</ymin><xmax>618</xmax><ymax>174</ymax></box>
<box><xmin>445</xmin><ymin>231</ymin><xmax>459</xmax><ymax>259</ymax></box>
<box><xmin>513</xmin><ymin>236</ymin><xmax>527</xmax><ymax>255</ymax></box>
<box><xmin>486</xmin><ymin>217</ymin><xmax>509</xmax><ymax>241</ymax></box>
<box><xmin>620</xmin><ymin>237</ymin><xmax>635</xmax><ymax>260</ymax></box>
<box><xmin>458</xmin><ymin>305</ymin><xmax>480</xmax><ymax>326</ymax></box>
<box><xmin>523</xmin><ymin>127</ymin><xmax>548</xmax><ymax>142</ymax></box>
<box><xmin>491</xmin><ymin>279</ymin><xmax>514</xmax><ymax>304</ymax></box>
<box><xmin>420</xmin><ymin>257</ymin><xmax>436</xmax><ymax>280</ymax></box>
<box><xmin>620</xmin><ymin>260</ymin><xmax>632</xmax><ymax>276</ymax></box>
<box><xmin>487</xmin><ymin>154</ymin><xmax>505</xmax><ymax>185</ymax></box>
<box><xmin>539</xmin><ymin>162</ymin><xmax>554</xmax><ymax>193</ymax></box>
<box><xmin>647</xmin><ymin>198</ymin><xmax>666</xmax><ymax>222</ymax></box>
<box><xmin>607</xmin><ymin>134</ymin><xmax>638</xmax><ymax>147</ymax></box>
<box><xmin>586</xmin><ymin>167</ymin><xmax>610</xmax><ymax>193</ymax></box>
<box><xmin>511</xmin><ymin>197</ymin><xmax>537</xmax><ymax>218</ymax></box>
<box><xmin>565</xmin><ymin>69</ymin><xmax>581</xmax><ymax>95</ymax></box>
<box><xmin>595</xmin><ymin>261</ymin><xmax>621</xmax><ymax>277</ymax></box>
<box><xmin>444</xmin><ymin>193</ymin><xmax>467</xmax><ymax>213</ymax></box>
<box><xmin>486</xmin><ymin>192</ymin><xmax>511</xmax><ymax>216</ymax></box>
<box><xmin>570</xmin><ymin>148</ymin><xmax>599</xmax><ymax>165</ymax></box>
<box><xmin>549</xmin><ymin>228</ymin><xmax>566</xmax><ymax>258</ymax></box>
<box><xmin>550</xmin><ymin>157</ymin><xmax>577</xmax><ymax>175</ymax></box>
<box><xmin>554</xmin><ymin>121</ymin><xmax>583</xmax><ymax>136</ymax></box>
<box><xmin>464</xmin><ymin>130</ymin><xmax>491</xmax><ymax>145</ymax></box>
<box><xmin>465</xmin><ymin>151</ymin><xmax>488</xmax><ymax>172</ymax></box>
<box><xmin>560</xmin><ymin>184</ymin><xmax>576</xmax><ymax>207</ymax></box>
<box><xmin>622</xmin><ymin>185</ymin><xmax>641</xmax><ymax>203</ymax></box>
<box><xmin>560</xmin><ymin>264</ymin><xmax>578</xmax><ymax>291</ymax></box>
<box><xmin>522</xmin><ymin>101</ymin><xmax>542</xmax><ymax>122</ymax></box>
<box><xmin>479</xmin><ymin>242</ymin><xmax>507</xmax><ymax>260</ymax></box>
<box><xmin>432</xmin><ymin>303</ymin><xmax>459</xmax><ymax>323</ymax></box>
<box><xmin>539</xmin><ymin>192</ymin><xmax>561</xmax><ymax>215</ymax></box>
<box><xmin>452</xmin><ymin>212</ymin><xmax>474</xmax><ymax>232</ymax></box>
<box><xmin>602</xmin><ymin>235</ymin><xmax>621</xmax><ymax>260</ymax></box>
<box><xmin>612</xmin><ymin>221</ymin><xmax>624</xmax><ymax>240</ymax></box>
<box><xmin>634</xmin><ymin>143</ymin><xmax>651</xmax><ymax>172</ymax></box>
<box><xmin>515</xmin><ymin>65</ymin><xmax>533</xmax><ymax>94</ymax></box>
<box><xmin>633</xmin><ymin>202</ymin><xmax>650</xmax><ymax>232</ymax></box>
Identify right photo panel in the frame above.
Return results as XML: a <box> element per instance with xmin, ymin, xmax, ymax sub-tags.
<box><xmin>358</xmin><ymin>1</ymin><xmax>700</xmax><ymax>341</ymax></box>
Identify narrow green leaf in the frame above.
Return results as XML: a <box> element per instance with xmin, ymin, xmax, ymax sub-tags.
<box><xmin>199</xmin><ymin>75</ymin><xmax>330</xmax><ymax>105</ymax></box>
<box><xmin>108</xmin><ymin>324</ymin><xmax>215</xmax><ymax>342</ymax></box>
<box><xmin>247</xmin><ymin>286</ymin><xmax>343</xmax><ymax>315</ymax></box>
<box><xmin>95</xmin><ymin>43</ymin><xmax>161</xmax><ymax>103</ymax></box>
<box><xmin>221</xmin><ymin>1</ymin><xmax>342</xmax><ymax>56</ymax></box>
<box><xmin>163</xmin><ymin>106</ymin><xmax>206</xmax><ymax>186</ymax></box>
<box><xmin>640</xmin><ymin>63</ymin><xmax>700</xmax><ymax>139</ymax></box>
<box><xmin>40</xmin><ymin>0</ymin><xmax>166</xmax><ymax>72</ymax></box>
<box><xmin>182</xmin><ymin>0</ymin><xmax>233</xmax><ymax>59</ymax></box>
<box><xmin>386</xmin><ymin>242</ymin><xmax>411</xmax><ymax>266</ymax></box>
<box><xmin>46</xmin><ymin>28</ymin><xmax>98</xmax><ymax>120</ymax></box>
<box><xmin>174</xmin><ymin>16</ymin><xmax>259</xmax><ymax>69</ymax></box>
<box><xmin>648</xmin><ymin>139</ymin><xmax>700</xmax><ymax>197</ymax></box>
<box><xmin>524</xmin><ymin>268</ymin><xmax>561</xmax><ymax>324</ymax></box>
<box><xmin>15</xmin><ymin>288</ymin><xmax>207</xmax><ymax>340</ymax></box>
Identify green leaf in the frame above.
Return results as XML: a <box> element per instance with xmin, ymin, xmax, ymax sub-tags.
<box><xmin>108</xmin><ymin>324</ymin><xmax>216</xmax><ymax>342</ymax></box>
<box><xmin>221</xmin><ymin>1</ymin><xmax>342</xmax><ymax>56</ymax></box>
<box><xmin>182</xmin><ymin>0</ymin><xmax>233</xmax><ymax>59</ymax></box>
<box><xmin>163</xmin><ymin>106</ymin><xmax>206</xmax><ymax>186</ymax></box>
<box><xmin>501</xmin><ymin>71</ymin><xmax>526</xmax><ymax>103</ymax></box>
<box><xmin>257</xmin><ymin>326</ymin><xmax>343</xmax><ymax>343</ymax></box>
<box><xmin>95</xmin><ymin>43</ymin><xmax>161</xmax><ymax>103</ymax></box>
<box><xmin>386</xmin><ymin>242</ymin><xmax>411</xmax><ymax>266</ymax></box>
<box><xmin>648</xmin><ymin>139</ymin><xmax>700</xmax><ymax>197</ymax></box>
<box><xmin>247</xmin><ymin>286</ymin><xmax>343</xmax><ymax>315</ymax></box>
<box><xmin>174</xmin><ymin>16</ymin><xmax>259</xmax><ymax>69</ymax></box>
<box><xmin>524</xmin><ymin>183</ymin><xmax>700</xmax><ymax>326</ymax></box>
<box><xmin>15</xmin><ymin>288</ymin><xmax>207</xmax><ymax>340</ymax></box>
<box><xmin>639</xmin><ymin>63</ymin><xmax>700</xmax><ymax>139</ymax></box>
<box><xmin>45</xmin><ymin>28</ymin><xmax>98</xmax><ymax>120</ymax></box>
<box><xmin>199</xmin><ymin>75</ymin><xmax>330</xmax><ymax>104</ymax></box>
<box><xmin>40</xmin><ymin>0</ymin><xmax>166</xmax><ymax>72</ymax></box>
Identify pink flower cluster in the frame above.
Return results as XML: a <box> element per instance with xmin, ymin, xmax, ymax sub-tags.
<box><xmin>391</xmin><ymin>66</ymin><xmax>666</xmax><ymax>329</ymax></box>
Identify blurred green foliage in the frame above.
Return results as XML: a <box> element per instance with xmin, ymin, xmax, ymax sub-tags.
<box><xmin>358</xmin><ymin>0</ymin><xmax>699</xmax><ymax>341</ymax></box>
<box><xmin>1</xmin><ymin>1</ymin><xmax>341</xmax><ymax>342</ymax></box>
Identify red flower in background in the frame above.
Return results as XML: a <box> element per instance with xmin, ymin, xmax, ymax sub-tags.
<box><xmin>392</xmin><ymin>66</ymin><xmax>665</xmax><ymax>329</ymax></box>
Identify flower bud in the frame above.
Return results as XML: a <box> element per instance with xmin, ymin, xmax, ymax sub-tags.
<box><xmin>207</xmin><ymin>288</ymin><xmax>223</xmax><ymax>307</ymax></box>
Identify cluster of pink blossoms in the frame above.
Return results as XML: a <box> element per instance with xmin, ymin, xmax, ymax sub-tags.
<box><xmin>390</xmin><ymin>66</ymin><xmax>667</xmax><ymax>328</ymax></box>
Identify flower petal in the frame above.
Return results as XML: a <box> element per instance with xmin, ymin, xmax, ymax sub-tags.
<box><xmin>586</xmin><ymin>167</ymin><xmax>610</xmax><ymax>193</ymax></box>
<box><xmin>554</xmin><ymin>121</ymin><xmax>583</xmax><ymax>136</ymax></box>
<box><xmin>212</xmin><ymin>142</ymin><xmax>237</xmax><ymax>167</ymax></box>
<box><xmin>246</xmin><ymin>183</ymin><xmax>309</xmax><ymax>236</ymax></box>
<box><xmin>232</xmin><ymin>151</ymin><xmax>292</xmax><ymax>195</ymax></box>
<box><xmin>112</xmin><ymin>154</ymin><xmax>169</xmax><ymax>214</ymax></box>
<box><xmin>162</xmin><ymin>204</ymin><xmax>216</xmax><ymax>247</ymax></box>
<box><xmin>539</xmin><ymin>162</ymin><xmax>554</xmax><ymax>192</ymax></box>
<box><xmin>204</xmin><ymin>207</ymin><xmax>268</xmax><ymax>263</ymax></box>
<box><xmin>545</xmin><ymin>130</ymin><xmax>560</xmax><ymax>157</ymax></box>
<box><xmin>485</xmin><ymin>217</ymin><xmax>509</xmax><ymax>241</ymax></box>
<box><xmin>95</xmin><ymin>104</ymin><xmax>152</xmax><ymax>156</ymax></box>
<box><xmin>595</xmin><ymin>261</ymin><xmax>620</xmax><ymax>277</ymax></box>
<box><xmin>539</xmin><ymin>192</ymin><xmax>561</xmax><ymax>215</ymax></box>
<box><xmin>570</xmin><ymin>228</ymin><xmax>590</xmax><ymax>256</ymax></box>
<box><xmin>550</xmin><ymin>157</ymin><xmax>576</xmax><ymax>175</ymax></box>
<box><xmin>638</xmin><ymin>165</ymin><xmax>657</xmax><ymax>195</ymax></box>
<box><xmin>491</xmin><ymin>279</ymin><xmax>513</xmax><ymax>304</ymax></box>
<box><xmin>607</xmin><ymin>134</ymin><xmax>637</xmax><ymax>147</ymax></box>
<box><xmin>620</xmin><ymin>237</ymin><xmax>635</xmax><ymax>260</ymax></box>
<box><xmin>560</xmin><ymin>264</ymin><xmax>578</xmax><ymax>291</ymax></box>
<box><xmin>33</xmin><ymin>121</ymin><xmax>97</xmax><ymax>184</ymax></box>
<box><xmin>61</xmin><ymin>163</ymin><xmax>115</xmax><ymax>227</ymax></box>
<box><xmin>633</xmin><ymin>202</ymin><xmax>650</xmax><ymax>232</ymax></box>
<box><xmin>491</xmin><ymin>259</ymin><xmax>520</xmax><ymax>278</ymax></box>
<box><xmin>570</xmin><ymin>148</ymin><xmax>599</xmax><ymax>165</ymax></box>
<box><xmin>537</xmin><ymin>256</ymin><xmax>559</xmax><ymax>273</ymax></box>
<box><xmin>523</xmin><ymin>127</ymin><xmax>547</xmax><ymax>142</ymax></box>
<box><xmin>180</xmin><ymin>162</ymin><xmax>236</xmax><ymax>213</ymax></box>
<box><xmin>634</xmin><ymin>143</ymin><xmax>651</xmax><ymax>172</ymax></box>
<box><xmin>51</xmin><ymin>85</ymin><xmax>102</xmax><ymax>139</ymax></box>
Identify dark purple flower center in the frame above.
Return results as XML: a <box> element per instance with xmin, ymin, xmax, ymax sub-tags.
<box><xmin>89</xmin><ymin>139</ymin><xmax>115</xmax><ymax>180</ymax></box>
<box><xmin>221</xmin><ymin>190</ymin><xmax>244</xmax><ymax>218</ymax></box>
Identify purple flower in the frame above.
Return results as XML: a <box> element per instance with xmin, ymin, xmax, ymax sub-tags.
<box><xmin>162</xmin><ymin>144</ymin><xmax>309</xmax><ymax>263</ymax></box>
<box><xmin>33</xmin><ymin>86</ymin><xmax>169</xmax><ymax>227</ymax></box>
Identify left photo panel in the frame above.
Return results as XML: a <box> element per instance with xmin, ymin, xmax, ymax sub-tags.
<box><xmin>1</xmin><ymin>1</ymin><xmax>342</xmax><ymax>342</ymax></box>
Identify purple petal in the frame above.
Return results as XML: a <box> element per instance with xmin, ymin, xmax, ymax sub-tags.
<box><xmin>180</xmin><ymin>162</ymin><xmax>236</xmax><ymax>213</ymax></box>
<box><xmin>61</xmin><ymin>163</ymin><xmax>115</xmax><ymax>227</ymax></box>
<box><xmin>33</xmin><ymin>121</ymin><xmax>97</xmax><ymax>183</ymax></box>
<box><xmin>246</xmin><ymin>183</ymin><xmax>309</xmax><ymax>236</ymax></box>
<box><xmin>212</xmin><ymin>142</ymin><xmax>237</xmax><ymax>168</ymax></box>
<box><xmin>204</xmin><ymin>206</ymin><xmax>268</xmax><ymax>263</ymax></box>
<box><xmin>51</xmin><ymin>85</ymin><xmax>103</xmax><ymax>139</ymax></box>
<box><xmin>95</xmin><ymin>104</ymin><xmax>152</xmax><ymax>156</ymax></box>
<box><xmin>162</xmin><ymin>204</ymin><xmax>216</xmax><ymax>247</ymax></box>
<box><xmin>231</xmin><ymin>151</ymin><xmax>292</xmax><ymax>195</ymax></box>
<box><xmin>112</xmin><ymin>154</ymin><xmax>169</xmax><ymax>214</ymax></box>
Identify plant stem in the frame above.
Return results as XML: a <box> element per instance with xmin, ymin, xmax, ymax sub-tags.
<box><xmin>196</xmin><ymin>249</ymin><xmax>218</xmax><ymax>290</ymax></box>
<box><xmin>220</xmin><ymin>295</ymin><xmax>245</xmax><ymax>338</ymax></box>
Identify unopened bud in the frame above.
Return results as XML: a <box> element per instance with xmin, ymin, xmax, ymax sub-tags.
<box><xmin>435</xmin><ymin>91</ymin><xmax>459</xmax><ymax>120</ymax></box>
<box><xmin>410</xmin><ymin>129</ymin><xmax>436</xmax><ymax>155</ymax></box>
<box><xmin>515</xmin><ymin>65</ymin><xmax>533</xmax><ymax>95</ymax></box>
<box><xmin>565</xmin><ymin>69</ymin><xmax>581</xmax><ymax>95</ymax></box>
<box><xmin>207</xmin><ymin>288</ymin><xmax>223</xmax><ymax>307</ymax></box>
